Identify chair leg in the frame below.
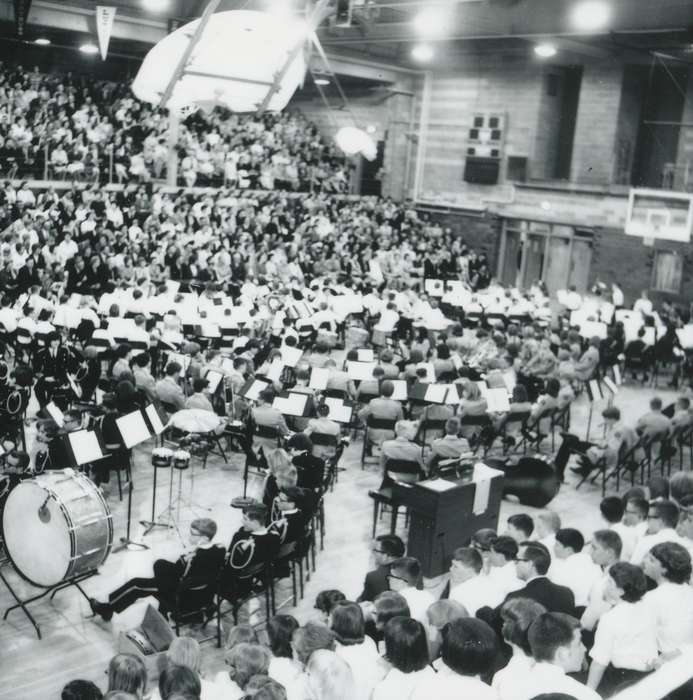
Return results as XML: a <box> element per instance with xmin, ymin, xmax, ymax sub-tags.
<box><xmin>390</xmin><ymin>505</ymin><xmax>398</xmax><ymax>534</ymax></box>
<box><xmin>117</xmin><ymin>468</ymin><xmax>123</xmax><ymax>501</ymax></box>
<box><xmin>372</xmin><ymin>499</ymin><xmax>379</xmax><ymax>538</ymax></box>
<box><xmin>298</xmin><ymin>561</ymin><xmax>304</xmax><ymax>598</ymax></box>
<box><xmin>291</xmin><ymin>564</ymin><xmax>297</xmax><ymax>606</ymax></box>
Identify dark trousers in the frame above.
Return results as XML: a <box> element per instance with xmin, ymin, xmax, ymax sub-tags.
<box><xmin>107</xmin><ymin>559</ymin><xmax>180</xmax><ymax>614</ymax></box>
<box><xmin>600</xmin><ymin>666</ymin><xmax>651</xmax><ymax>697</ymax></box>
<box><xmin>34</xmin><ymin>377</ymin><xmax>61</xmax><ymax>408</ymax></box>
<box><xmin>554</xmin><ymin>433</ymin><xmax>595</xmax><ymax>482</ymax></box>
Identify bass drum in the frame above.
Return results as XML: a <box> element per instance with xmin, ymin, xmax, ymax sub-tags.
<box><xmin>485</xmin><ymin>456</ymin><xmax>560</xmax><ymax>509</ymax></box>
<box><xmin>2</xmin><ymin>469</ymin><xmax>113</xmax><ymax>587</ymax></box>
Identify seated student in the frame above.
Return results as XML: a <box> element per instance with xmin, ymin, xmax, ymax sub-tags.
<box><xmin>535</xmin><ymin>510</ymin><xmax>561</xmax><ymax>551</ymax></box>
<box><xmin>287</xmin><ymin>432</ymin><xmax>325</xmax><ymax>491</ymax></box>
<box><xmin>581</xmin><ymin>529</ymin><xmax>623</xmax><ymax>633</ymax></box>
<box><xmin>226</xmin><ymin>503</ymin><xmax>280</xmax><ymax>572</ymax></box>
<box><xmin>380</xmin><ymin>420</ymin><xmax>424</xmax><ymax>484</ymax></box>
<box><xmin>642</xmin><ymin>542</ymin><xmax>693</xmax><ymax>654</ymax></box>
<box><xmin>410</xmin><ymin>618</ymin><xmax>498</xmax><ymax>700</ymax></box>
<box><xmin>624</xmin><ymin>327</ymin><xmax>651</xmax><ymax>381</ymax></box>
<box><xmin>487</xmin><ymin>535</ymin><xmax>523</xmax><ymax>598</ymax></box>
<box><xmin>90</xmin><ymin>518</ymin><xmax>225</xmax><ymax>621</ymax></box>
<box><xmin>574</xmin><ymin>336</ymin><xmax>601</xmax><ymax>382</ymax></box>
<box><xmin>251</xmin><ymin>388</ymin><xmax>290</xmax><ymax>454</ymax></box>
<box><xmin>670</xmin><ymin>396</ymin><xmax>693</xmax><ymax>433</ymax></box>
<box><xmin>448</xmin><ymin>547</ymin><xmax>504</xmax><ymax>616</ymax></box>
<box><xmin>492</xmin><ymin>598</ymin><xmax>547</xmax><ymax>700</ymax></box>
<box><xmin>549</xmin><ymin>528</ymin><xmax>602</xmax><ymax>609</ymax></box>
<box><xmin>184</xmin><ymin>377</ymin><xmax>215</xmax><ymax>412</ymax></box>
<box><xmin>636</xmin><ymin>396</ymin><xmax>672</xmax><ymax>439</ymax></box>
<box><xmin>357</xmin><ymin>534</ymin><xmax>405</xmax><ymax>602</ymax></box>
<box><xmin>512</xmin><ymin>612</ymin><xmax>601</xmax><ymax>700</ymax></box>
<box><xmin>314</xmin><ymin>589</ymin><xmax>347</xmax><ymax>625</ymax></box>
<box><xmin>357</xmin><ymin>379</ymin><xmax>403</xmax><ymax>449</ymax></box>
<box><xmin>586</xmin><ymin>562</ymin><xmax>658</xmax><ymax>695</ymax></box>
<box><xmin>155</xmin><ymin>361</ymin><xmax>186</xmax><ymax>411</ymax></box>
<box><xmin>385</xmin><ymin>557</ymin><xmax>435</xmax><ymax>626</ymax></box>
<box><xmin>426</xmin><ymin>599</ymin><xmax>468</xmax><ymax>660</ymax></box>
<box><xmin>131</xmin><ymin>351</ymin><xmax>157</xmax><ymax>403</ymax></box>
<box><xmin>630</xmin><ymin>499</ymin><xmax>685</xmax><ymax>566</ymax></box>
<box><xmin>506</xmin><ymin>513</ymin><xmax>534</xmax><ymax>544</ymax></box>
<box><xmin>600</xmin><ymin>496</ymin><xmax>638</xmax><ymax>561</ymax></box>
<box><xmin>304</xmin><ymin>403</ymin><xmax>342</xmax><ymax>459</ymax></box>
<box><xmin>60</xmin><ymin>679</ymin><xmax>103</xmax><ymax>700</ymax></box>
<box><xmin>269</xmin><ymin>486</ymin><xmax>312</xmax><ymax>544</ymax></box>
<box><xmin>427</xmin><ymin>417</ymin><xmax>471</xmax><ymax>473</ymax></box>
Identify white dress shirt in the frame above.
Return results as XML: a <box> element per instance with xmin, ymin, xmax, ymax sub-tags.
<box><xmin>449</xmin><ymin>574</ymin><xmax>504</xmax><ymax>616</ymax></box>
<box><xmin>268</xmin><ymin>656</ymin><xmax>303</xmax><ymax>700</ymax></box>
<box><xmin>590</xmin><ymin>599</ymin><xmax>658</xmax><ymax>670</ymax></box>
<box><xmin>631</xmin><ymin>528</ymin><xmax>685</xmax><ymax>566</ymax></box>
<box><xmin>400</xmin><ymin>586</ymin><xmax>436</xmax><ymax>626</ymax></box>
<box><xmin>489</xmin><ymin>561</ymin><xmax>524</xmax><ymax>598</ymax></box>
<box><xmin>611</xmin><ymin>522</ymin><xmax>640</xmax><ymax>562</ymax></box>
<box><xmin>492</xmin><ymin>651</ymin><xmax>534</xmax><ymax>700</ymax></box>
<box><xmin>335</xmin><ymin>637</ymin><xmax>386</xmax><ymax>700</ymax></box>
<box><xmin>512</xmin><ymin>661</ymin><xmax>602</xmax><ymax>700</ymax></box>
<box><xmin>581</xmin><ymin>570</ymin><xmax>612</xmax><ymax>632</ymax></box>
<box><xmin>409</xmin><ymin>662</ymin><xmax>496</xmax><ymax>700</ymax></box>
<box><xmin>372</xmin><ymin>667</ymin><xmax>431</xmax><ymax>700</ymax></box>
<box><xmin>644</xmin><ymin>581</ymin><xmax>693</xmax><ymax>653</ymax></box>
<box><xmin>549</xmin><ymin>551</ymin><xmax>602</xmax><ymax>607</ymax></box>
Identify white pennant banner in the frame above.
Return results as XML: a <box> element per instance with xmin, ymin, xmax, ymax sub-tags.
<box><xmin>96</xmin><ymin>5</ymin><xmax>117</xmax><ymax>61</ymax></box>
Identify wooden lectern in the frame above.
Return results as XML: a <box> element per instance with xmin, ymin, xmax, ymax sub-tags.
<box><xmin>392</xmin><ymin>474</ymin><xmax>504</xmax><ymax>577</ymax></box>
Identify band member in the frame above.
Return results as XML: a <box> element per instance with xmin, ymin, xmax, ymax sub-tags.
<box><xmin>89</xmin><ymin>518</ymin><xmax>225</xmax><ymax>621</ymax></box>
<box><xmin>269</xmin><ymin>486</ymin><xmax>313</xmax><ymax>544</ymax></box>
<box><xmin>33</xmin><ymin>331</ymin><xmax>74</xmax><ymax>409</ymax></box>
<box><xmin>226</xmin><ymin>503</ymin><xmax>281</xmax><ymax>571</ymax></box>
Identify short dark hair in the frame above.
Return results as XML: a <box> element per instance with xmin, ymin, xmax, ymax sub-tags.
<box><xmin>62</xmin><ymin>680</ymin><xmax>104</xmax><ymax>700</ymax></box>
<box><xmin>192</xmin><ymin>377</ymin><xmax>208</xmax><ymax>393</ymax></box>
<box><xmin>602</xmin><ymin>406</ymin><xmax>621</xmax><ymax>421</ymax></box>
<box><xmin>243</xmin><ymin>503</ymin><xmax>268</xmax><ymax>525</ymax></box>
<box><xmin>527</xmin><ymin>613</ymin><xmax>579</xmax><ymax>663</ymax></box>
<box><xmin>441</xmin><ymin>618</ymin><xmax>498</xmax><ymax>676</ymax></box>
<box><xmin>654</xmin><ymin>499</ymin><xmax>679</xmax><ymax>529</ymax></box>
<box><xmin>132</xmin><ymin>352</ymin><xmax>150</xmax><ymax>368</ymax></box>
<box><xmin>500</xmin><ymin>598</ymin><xmax>547</xmax><ymax>654</ymax></box>
<box><xmin>650</xmin><ymin>542</ymin><xmax>692</xmax><ymax>584</ymax></box>
<box><xmin>330</xmin><ymin>601</ymin><xmax>365</xmax><ymax>645</ymax></box>
<box><xmin>380</xmin><ymin>380</ymin><xmax>394</xmax><ymax>397</ymax></box>
<box><xmin>267</xmin><ymin>615</ymin><xmax>299</xmax><ymax>659</ymax></box>
<box><xmin>390</xmin><ymin>557</ymin><xmax>421</xmax><ymax>585</ymax></box>
<box><xmin>508</xmin><ymin>514</ymin><xmax>534</xmax><ymax>538</ymax></box>
<box><xmin>592</xmin><ymin>529</ymin><xmax>622</xmax><ymax>559</ymax></box>
<box><xmin>375</xmin><ymin>534</ymin><xmax>405</xmax><ymax>558</ymax></box>
<box><xmin>600</xmin><ymin>496</ymin><xmax>625</xmax><ymax>524</ymax></box>
<box><xmin>314</xmin><ymin>589</ymin><xmax>346</xmax><ymax>615</ymax></box>
<box><xmin>471</xmin><ymin>528</ymin><xmax>497</xmax><ymax>552</ymax></box>
<box><xmin>165</xmin><ymin>362</ymin><xmax>181</xmax><ymax>377</ymax></box>
<box><xmin>287</xmin><ymin>432</ymin><xmax>312</xmax><ymax>453</ymax></box>
<box><xmin>451</xmin><ymin>547</ymin><xmax>482</xmax><ymax>573</ymax></box>
<box><xmin>608</xmin><ymin>562</ymin><xmax>647</xmax><ymax>603</ymax></box>
<box><xmin>384</xmin><ymin>617</ymin><xmax>429</xmax><ymax>673</ymax></box>
<box><xmin>626</xmin><ymin>496</ymin><xmax>649</xmax><ymax>519</ymax></box>
<box><xmin>520</xmin><ymin>542</ymin><xmax>551</xmax><ymax>575</ymax></box>
<box><xmin>649</xmin><ymin>476</ymin><xmax>671</xmax><ymax>501</ymax></box>
<box><xmin>158</xmin><ymin>665</ymin><xmax>200</xmax><ymax>700</ymax></box>
<box><xmin>555</xmin><ymin>528</ymin><xmax>584</xmax><ymax>554</ymax></box>
<box><xmin>374</xmin><ymin>591</ymin><xmax>410</xmax><ymax>627</ymax></box>
<box><xmin>491</xmin><ymin>535</ymin><xmax>518</xmax><ymax>562</ymax></box>
<box><xmin>650</xmin><ymin>397</ymin><xmax>663</xmax><ymax>411</ymax></box>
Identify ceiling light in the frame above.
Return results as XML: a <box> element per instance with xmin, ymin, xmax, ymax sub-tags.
<box><xmin>143</xmin><ymin>0</ymin><xmax>170</xmax><ymax>10</ymax></box>
<box><xmin>413</xmin><ymin>7</ymin><xmax>448</xmax><ymax>38</ymax></box>
<box><xmin>571</xmin><ymin>1</ymin><xmax>611</xmax><ymax>31</ymax></box>
<box><xmin>34</xmin><ymin>38</ymin><xmax>51</xmax><ymax>46</ymax></box>
<box><xmin>411</xmin><ymin>44</ymin><xmax>434</xmax><ymax>62</ymax></box>
<box><xmin>534</xmin><ymin>43</ymin><xmax>557</xmax><ymax>58</ymax></box>
<box><xmin>366</xmin><ymin>125</ymin><xmax>376</xmax><ymax>134</ymax></box>
<box><xmin>314</xmin><ymin>77</ymin><xmax>330</xmax><ymax>86</ymax></box>
<box><xmin>79</xmin><ymin>43</ymin><xmax>99</xmax><ymax>55</ymax></box>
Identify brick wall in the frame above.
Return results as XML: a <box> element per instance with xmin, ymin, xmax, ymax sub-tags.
<box><xmin>570</xmin><ymin>64</ymin><xmax>625</xmax><ymax>185</ymax></box>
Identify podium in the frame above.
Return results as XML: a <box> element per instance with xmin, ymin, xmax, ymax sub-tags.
<box><xmin>392</xmin><ymin>474</ymin><xmax>504</xmax><ymax>577</ymax></box>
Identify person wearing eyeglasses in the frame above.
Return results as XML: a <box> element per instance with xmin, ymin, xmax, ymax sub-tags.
<box><xmin>357</xmin><ymin>534</ymin><xmax>405</xmax><ymax>603</ymax></box>
<box><xmin>89</xmin><ymin>518</ymin><xmax>225</xmax><ymax>621</ymax></box>
<box><xmin>630</xmin><ymin>499</ymin><xmax>686</xmax><ymax>566</ymax></box>
<box><xmin>385</xmin><ymin>557</ymin><xmax>434</xmax><ymax>627</ymax></box>
<box><xmin>448</xmin><ymin>547</ymin><xmax>504</xmax><ymax>616</ymax></box>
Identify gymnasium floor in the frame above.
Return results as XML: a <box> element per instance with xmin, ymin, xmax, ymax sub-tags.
<box><xmin>0</xmin><ymin>382</ymin><xmax>674</xmax><ymax>700</ymax></box>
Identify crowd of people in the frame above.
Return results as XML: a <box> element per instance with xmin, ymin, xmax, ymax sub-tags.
<box><xmin>0</xmin><ymin>62</ymin><xmax>350</xmax><ymax>191</ymax></box>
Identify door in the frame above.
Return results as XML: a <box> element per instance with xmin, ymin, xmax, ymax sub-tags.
<box><xmin>501</xmin><ymin>229</ymin><xmax>522</xmax><ymax>287</ymax></box>
<box><xmin>568</xmin><ymin>238</ymin><xmax>593</xmax><ymax>293</ymax></box>
<box><xmin>522</xmin><ymin>234</ymin><xmax>545</xmax><ymax>289</ymax></box>
<box><xmin>544</xmin><ymin>237</ymin><xmax>572</xmax><ymax>295</ymax></box>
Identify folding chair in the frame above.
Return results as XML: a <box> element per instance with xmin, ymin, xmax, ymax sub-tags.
<box><xmin>361</xmin><ymin>415</ymin><xmax>397</xmax><ymax>468</ymax></box>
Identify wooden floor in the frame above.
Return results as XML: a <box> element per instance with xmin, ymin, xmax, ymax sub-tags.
<box><xmin>0</xmin><ymin>382</ymin><xmax>676</xmax><ymax>699</ymax></box>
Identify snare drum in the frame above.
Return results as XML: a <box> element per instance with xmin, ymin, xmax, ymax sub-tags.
<box><xmin>1</xmin><ymin>469</ymin><xmax>113</xmax><ymax>587</ymax></box>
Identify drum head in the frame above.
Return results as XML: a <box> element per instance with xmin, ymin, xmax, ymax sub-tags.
<box><xmin>2</xmin><ymin>480</ymin><xmax>72</xmax><ymax>587</ymax></box>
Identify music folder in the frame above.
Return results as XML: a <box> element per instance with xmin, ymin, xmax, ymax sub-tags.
<box><xmin>347</xmin><ymin>361</ymin><xmax>376</xmax><ymax>381</ymax></box>
<box><xmin>409</xmin><ymin>383</ymin><xmax>448</xmax><ymax>404</ymax></box>
<box><xmin>67</xmin><ymin>429</ymin><xmax>107</xmax><ymax>466</ymax></box>
<box><xmin>116</xmin><ymin>410</ymin><xmax>153</xmax><ymax>449</ymax></box>
<box><xmin>205</xmin><ymin>369</ymin><xmax>225</xmax><ymax>394</ymax></box>
<box><xmin>309</xmin><ymin>367</ymin><xmax>330</xmax><ymax>391</ymax></box>
<box><xmin>323</xmin><ymin>397</ymin><xmax>354</xmax><ymax>424</ymax></box>
<box><xmin>143</xmin><ymin>404</ymin><xmax>166</xmax><ymax>435</ymax></box>
<box><xmin>240</xmin><ymin>378</ymin><xmax>271</xmax><ymax>401</ymax></box>
<box><xmin>45</xmin><ymin>401</ymin><xmax>65</xmax><ymax>428</ymax></box>
<box><xmin>272</xmin><ymin>392</ymin><xmax>313</xmax><ymax>417</ymax></box>
<box><xmin>279</xmin><ymin>345</ymin><xmax>303</xmax><ymax>368</ymax></box>
<box><xmin>356</xmin><ymin>348</ymin><xmax>375</xmax><ymax>362</ymax></box>
<box><xmin>390</xmin><ymin>379</ymin><xmax>409</xmax><ymax>402</ymax></box>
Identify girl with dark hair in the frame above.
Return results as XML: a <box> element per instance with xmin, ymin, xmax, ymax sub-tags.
<box><xmin>586</xmin><ymin>562</ymin><xmax>657</xmax><ymax>694</ymax></box>
<box><xmin>372</xmin><ymin>617</ymin><xmax>430</xmax><ymax>700</ymax></box>
<box><xmin>266</xmin><ymin>615</ymin><xmax>301</xmax><ymax>698</ymax></box>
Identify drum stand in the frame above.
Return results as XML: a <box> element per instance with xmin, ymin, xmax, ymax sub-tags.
<box><xmin>0</xmin><ymin>561</ymin><xmax>97</xmax><ymax>640</ymax></box>
<box><xmin>113</xmin><ymin>479</ymin><xmax>148</xmax><ymax>553</ymax></box>
<box><xmin>141</xmin><ymin>464</ymin><xmax>179</xmax><ymax>540</ymax></box>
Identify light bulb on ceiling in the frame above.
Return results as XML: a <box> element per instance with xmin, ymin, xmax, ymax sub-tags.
<box><xmin>534</xmin><ymin>43</ymin><xmax>557</xmax><ymax>58</ymax></box>
<box><xmin>411</xmin><ymin>44</ymin><xmax>434</xmax><ymax>62</ymax></box>
<box><xmin>314</xmin><ymin>77</ymin><xmax>330</xmax><ymax>86</ymax></box>
<box><xmin>79</xmin><ymin>43</ymin><xmax>99</xmax><ymax>55</ymax></box>
<box><xmin>34</xmin><ymin>38</ymin><xmax>51</xmax><ymax>46</ymax></box>
<box><xmin>571</xmin><ymin>1</ymin><xmax>611</xmax><ymax>31</ymax></box>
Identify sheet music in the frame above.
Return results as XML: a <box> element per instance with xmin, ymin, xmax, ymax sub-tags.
<box><xmin>420</xmin><ymin>478</ymin><xmax>456</xmax><ymax>492</ymax></box>
<box><xmin>323</xmin><ymin>398</ymin><xmax>353</xmax><ymax>423</ymax></box>
<box><xmin>68</xmin><ymin>430</ymin><xmax>105</xmax><ymax>465</ymax></box>
<box><xmin>347</xmin><ymin>361</ymin><xmax>377</xmax><ymax>381</ymax></box>
<box><xmin>579</xmin><ymin>321</ymin><xmax>608</xmax><ymax>339</ymax></box>
<box><xmin>603</xmin><ymin>376</ymin><xmax>618</xmax><ymax>395</ymax></box>
<box><xmin>425</xmin><ymin>384</ymin><xmax>448</xmax><ymax>404</ymax></box>
<box><xmin>472</xmin><ymin>462</ymin><xmax>503</xmax><ymax>515</ymax></box>
<box><xmin>391</xmin><ymin>380</ymin><xmax>409</xmax><ymax>402</ymax></box>
<box><xmin>356</xmin><ymin>348</ymin><xmax>375</xmax><ymax>362</ymax></box>
<box><xmin>613</xmin><ymin>365</ymin><xmax>622</xmax><ymax>386</ymax></box>
<box><xmin>588</xmin><ymin>379</ymin><xmax>603</xmax><ymax>401</ymax></box>
<box><xmin>424</xmin><ymin>279</ymin><xmax>445</xmax><ymax>297</ymax></box>
<box><xmin>145</xmin><ymin>404</ymin><xmax>166</xmax><ymax>435</ymax></box>
<box><xmin>45</xmin><ymin>401</ymin><xmax>64</xmax><ymax>428</ymax></box>
<box><xmin>244</xmin><ymin>379</ymin><xmax>269</xmax><ymax>401</ymax></box>
<box><xmin>280</xmin><ymin>345</ymin><xmax>303</xmax><ymax>368</ymax></box>
<box><xmin>116</xmin><ymin>410</ymin><xmax>152</xmax><ymax>449</ymax></box>
<box><xmin>273</xmin><ymin>393</ymin><xmax>308</xmax><ymax>417</ymax></box>
<box><xmin>417</xmin><ymin>362</ymin><xmax>436</xmax><ymax>382</ymax></box>
<box><xmin>205</xmin><ymin>370</ymin><xmax>225</xmax><ymax>393</ymax></box>
<box><xmin>266</xmin><ymin>361</ymin><xmax>284</xmax><ymax>383</ymax></box>
<box><xmin>309</xmin><ymin>367</ymin><xmax>330</xmax><ymax>391</ymax></box>
<box><xmin>486</xmin><ymin>388</ymin><xmax>511</xmax><ymax>413</ymax></box>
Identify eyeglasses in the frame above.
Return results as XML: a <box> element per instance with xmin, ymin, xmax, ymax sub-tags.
<box><xmin>387</xmin><ymin>573</ymin><xmax>408</xmax><ymax>583</ymax></box>
<box><xmin>647</xmin><ymin>515</ymin><xmax>661</xmax><ymax>520</ymax></box>
<box><xmin>514</xmin><ymin>557</ymin><xmax>530</xmax><ymax>563</ymax></box>
<box><xmin>372</xmin><ymin>548</ymin><xmax>387</xmax><ymax>555</ymax></box>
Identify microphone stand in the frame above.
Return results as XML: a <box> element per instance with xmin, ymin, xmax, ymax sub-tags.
<box><xmin>113</xmin><ymin>468</ymin><xmax>149</xmax><ymax>553</ymax></box>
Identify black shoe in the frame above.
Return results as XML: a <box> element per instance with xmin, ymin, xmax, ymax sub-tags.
<box><xmin>569</xmin><ymin>466</ymin><xmax>592</xmax><ymax>478</ymax></box>
<box><xmin>89</xmin><ymin>598</ymin><xmax>113</xmax><ymax>622</ymax></box>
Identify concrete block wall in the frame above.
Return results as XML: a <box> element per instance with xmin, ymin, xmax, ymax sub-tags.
<box><xmin>570</xmin><ymin>64</ymin><xmax>625</xmax><ymax>185</ymax></box>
